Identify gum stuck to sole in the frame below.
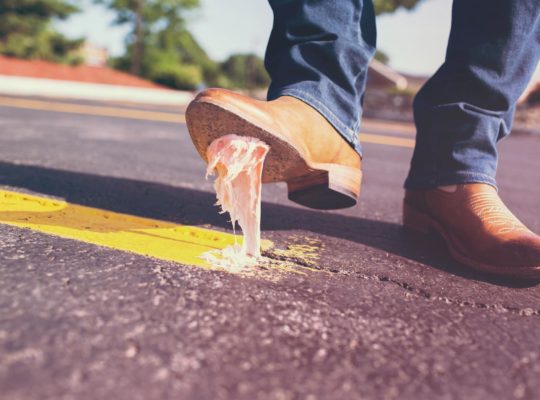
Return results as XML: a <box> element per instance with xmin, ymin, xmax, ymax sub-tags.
<box><xmin>202</xmin><ymin>134</ymin><xmax>269</xmax><ymax>269</ymax></box>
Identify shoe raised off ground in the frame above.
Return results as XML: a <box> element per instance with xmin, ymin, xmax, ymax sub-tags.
<box><xmin>403</xmin><ymin>183</ymin><xmax>540</xmax><ymax>278</ymax></box>
<box><xmin>186</xmin><ymin>88</ymin><xmax>362</xmax><ymax>210</ymax></box>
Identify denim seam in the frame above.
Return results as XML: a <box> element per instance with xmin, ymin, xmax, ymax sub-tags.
<box><xmin>354</xmin><ymin>0</ymin><xmax>363</xmax><ymax>44</ymax></box>
<box><xmin>276</xmin><ymin>88</ymin><xmax>358</xmax><ymax>143</ymax></box>
<box><xmin>354</xmin><ymin>0</ymin><xmax>377</xmax><ymax>54</ymax></box>
<box><xmin>405</xmin><ymin>171</ymin><xmax>498</xmax><ymax>189</ymax></box>
<box><xmin>353</xmin><ymin>0</ymin><xmax>375</xmax><ymax>131</ymax></box>
<box><xmin>352</xmin><ymin>117</ymin><xmax>361</xmax><ymax>135</ymax></box>
<box><xmin>437</xmin><ymin>171</ymin><xmax>496</xmax><ymax>181</ymax></box>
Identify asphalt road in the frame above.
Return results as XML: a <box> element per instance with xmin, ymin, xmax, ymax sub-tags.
<box><xmin>1</xmin><ymin>95</ymin><xmax>539</xmax><ymax>400</ymax></box>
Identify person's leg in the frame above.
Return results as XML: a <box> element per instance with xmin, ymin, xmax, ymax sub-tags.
<box><xmin>403</xmin><ymin>0</ymin><xmax>540</xmax><ymax>278</ymax></box>
<box><xmin>187</xmin><ymin>0</ymin><xmax>376</xmax><ymax>210</ymax></box>
<box><xmin>405</xmin><ymin>0</ymin><xmax>540</xmax><ymax>189</ymax></box>
<box><xmin>265</xmin><ymin>0</ymin><xmax>377</xmax><ymax>156</ymax></box>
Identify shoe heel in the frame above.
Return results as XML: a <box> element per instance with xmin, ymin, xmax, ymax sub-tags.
<box><xmin>402</xmin><ymin>202</ymin><xmax>432</xmax><ymax>234</ymax></box>
<box><xmin>287</xmin><ymin>164</ymin><xmax>362</xmax><ymax>210</ymax></box>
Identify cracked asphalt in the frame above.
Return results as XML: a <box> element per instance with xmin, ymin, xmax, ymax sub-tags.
<box><xmin>1</xmin><ymin>96</ymin><xmax>540</xmax><ymax>400</ymax></box>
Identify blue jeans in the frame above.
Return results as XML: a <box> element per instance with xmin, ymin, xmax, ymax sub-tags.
<box><xmin>265</xmin><ymin>0</ymin><xmax>540</xmax><ymax>189</ymax></box>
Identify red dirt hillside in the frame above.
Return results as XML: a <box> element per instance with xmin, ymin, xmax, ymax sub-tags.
<box><xmin>0</xmin><ymin>56</ymin><xmax>167</xmax><ymax>90</ymax></box>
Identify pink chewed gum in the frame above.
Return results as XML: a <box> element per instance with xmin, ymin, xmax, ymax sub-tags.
<box><xmin>203</xmin><ymin>134</ymin><xmax>269</xmax><ymax>269</ymax></box>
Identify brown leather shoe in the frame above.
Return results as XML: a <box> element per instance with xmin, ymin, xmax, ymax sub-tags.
<box><xmin>403</xmin><ymin>184</ymin><xmax>540</xmax><ymax>278</ymax></box>
<box><xmin>186</xmin><ymin>88</ymin><xmax>362</xmax><ymax>210</ymax></box>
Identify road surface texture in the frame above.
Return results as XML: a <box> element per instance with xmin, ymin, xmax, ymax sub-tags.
<box><xmin>0</xmin><ymin>95</ymin><xmax>539</xmax><ymax>400</ymax></box>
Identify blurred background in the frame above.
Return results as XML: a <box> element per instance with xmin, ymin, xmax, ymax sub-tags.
<box><xmin>3</xmin><ymin>5</ymin><xmax>540</xmax><ymax>400</ymax></box>
<box><xmin>1</xmin><ymin>0</ymin><xmax>539</xmax><ymax>130</ymax></box>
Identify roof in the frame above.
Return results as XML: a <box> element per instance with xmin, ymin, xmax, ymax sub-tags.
<box><xmin>369</xmin><ymin>59</ymin><xmax>409</xmax><ymax>90</ymax></box>
<box><xmin>0</xmin><ymin>55</ymin><xmax>167</xmax><ymax>90</ymax></box>
<box><xmin>519</xmin><ymin>64</ymin><xmax>540</xmax><ymax>104</ymax></box>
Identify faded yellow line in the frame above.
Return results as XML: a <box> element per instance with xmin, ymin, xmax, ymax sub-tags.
<box><xmin>0</xmin><ymin>96</ymin><xmax>416</xmax><ymax>149</ymax></box>
<box><xmin>0</xmin><ymin>96</ymin><xmax>185</xmax><ymax>123</ymax></box>
<box><xmin>362</xmin><ymin>119</ymin><xmax>416</xmax><ymax>135</ymax></box>
<box><xmin>0</xmin><ymin>190</ymin><xmax>272</xmax><ymax>269</ymax></box>
<box><xmin>360</xmin><ymin>133</ymin><xmax>415</xmax><ymax>148</ymax></box>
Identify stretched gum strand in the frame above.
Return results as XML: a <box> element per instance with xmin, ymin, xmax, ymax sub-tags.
<box><xmin>202</xmin><ymin>134</ymin><xmax>269</xmax><ymax>270</ymax></box>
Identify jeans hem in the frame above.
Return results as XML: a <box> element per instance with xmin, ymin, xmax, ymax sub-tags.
<box><xmin>404</xmin><ymin>171</ymin><xmax>498</xmax><ymax>190</ymax></box>
<box><xmin>267</xmin><ymin>87</ymin><xmax>363</xmax><ymax>156</ymax></box>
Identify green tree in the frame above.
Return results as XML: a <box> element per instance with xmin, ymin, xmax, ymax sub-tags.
<box><xmin>101</xmin><ymin>0</ymin><xmax>427</xmax><ymax>90</ymax></box>
<box><xmin>99</xmin><ymin>0</ymin><xmax>230</xmax><ymax>90</ymax></box>
<box><xmin>108</xmin><ymin>14</ymin><xmax>220</xmax><ymax>89</ymax></box>
<box><xmin>373</xmin><ymin>0</ymin><xmax>426</xmax><ymax>15</ymax></box>
<box><xmin>0</xmin><ymin>0</ymin><xmax>83</xmax><ymax>63</ymax></box>
<box><xmin>374</xmin><ymin>49</ymin><xmax>389</xmax><ymax>65</ymax></box>
<box><xmin>148</xmin><ymin>19</ymin><xmax>221</xmax><ymax>86</ymax></box>
<box><xmin>220</xmin><ymin>54</ymin><xmax>270</xmax><ymax>90</ymax></box>
<box><xmin>94</xmin><ymin>0</ymin><xmax>199</xmax><ymax>75</ymax></box>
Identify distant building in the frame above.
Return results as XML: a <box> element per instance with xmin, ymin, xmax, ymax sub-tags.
<box><xmin>519</xmin><ymin>64</ymin><xmax>540</xmax><ymax>104</ymax></box>
<box><xmin>80</xmin><ymin>42</ymin><xmax>109</xmax><ymax>67</ymax></box>
<box><xmin>367</xmin><ymin>60</ymin><xmax>540</xmax><ymax>104</ymax></box>
<box><xmin>367</xmin><ymin>59</ymin><xmax>409</xmax><ymax>91</ymax></box>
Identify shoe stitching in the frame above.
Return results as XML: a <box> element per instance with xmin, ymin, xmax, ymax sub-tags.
<box><xmin>469</xmin><ymin>193</ymin><xmax>530</xmax><ymax>235</ymax></box>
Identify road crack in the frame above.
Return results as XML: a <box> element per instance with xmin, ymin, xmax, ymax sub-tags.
<box><xmin>350</xmin><ymin>271</ymin><xmax>540</xmax><ymax>317</ymax></box>
<box><xmin>265</xmin><ymin>249</ymin><xmax>540</xmax><ymax>318</ymax></box>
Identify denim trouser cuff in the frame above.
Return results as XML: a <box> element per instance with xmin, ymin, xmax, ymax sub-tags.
<box><xmin>404</xmin><ymin>171</ymin><xmax>498</xmax><ymax>190</ymax></box>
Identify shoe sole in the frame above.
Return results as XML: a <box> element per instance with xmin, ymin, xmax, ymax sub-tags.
<box><xmin>186</xmin><ymin>98</ymin><xmax>362</xmax><ymax>210</ymax></box>
<box><xmin>403</xmin><ymin>201</ymin><xmax>540</xmax><ymax>279</ymax></box>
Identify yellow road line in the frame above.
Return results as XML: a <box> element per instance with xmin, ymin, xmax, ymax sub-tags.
<box><xmin>0</xmin><ymin>190</ymin><xmax>272</xmax><ymax>269</ymax></box>
<box><xmin>0</xmin><ymin>96</ymin><xmax>186</xmax><ymax>123</ymax></box>
<box><xmin>362</xmin><ymin>120</ymin><xmax>416</xmax><ymax>135</ymax></box>
<box><xmin>360</xmin><ymin>133</ymin><xmax>415</xmax><ymax>148</ymax></box>
<box><xmin>0</xmin><ymin>96</ymin><xmax>416</xmax><ymax>148</ymax></box>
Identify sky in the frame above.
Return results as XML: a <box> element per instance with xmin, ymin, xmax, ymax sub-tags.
<box><xmin>57</xmin><ymin>0</ymin><xmax>454</xmax><ymax>76</ymax></box>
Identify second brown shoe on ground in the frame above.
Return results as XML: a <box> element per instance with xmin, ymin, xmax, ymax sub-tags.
<box><xmin>186</xmin><ymin>88</ymin><xmax>362</xmax><ymax>210</ymax></box>
<box><xmin>403</xmin><ymin>183</ymin><xmax>540</xmax><ymax>278</ymax></box>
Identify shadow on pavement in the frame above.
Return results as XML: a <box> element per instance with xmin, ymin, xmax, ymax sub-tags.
<box><xmin>0</xmin><ymin>160</ymin><xmax>537</xmax><ymax>288</ymax></box>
